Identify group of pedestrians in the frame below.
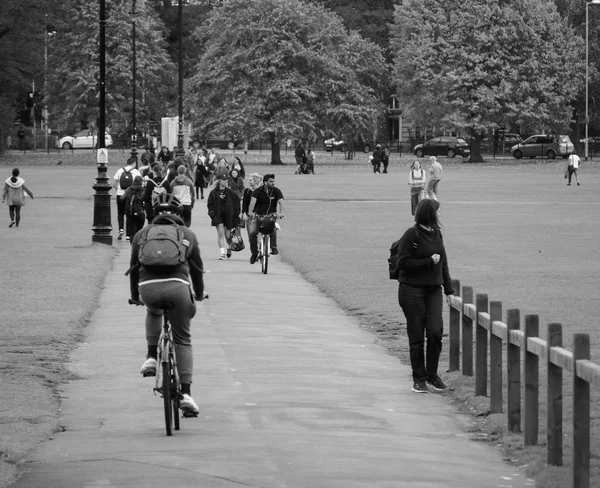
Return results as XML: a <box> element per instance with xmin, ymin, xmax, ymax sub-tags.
<box><xmin>370</xmin><ymin>144</ymin><xmax>391</xmax><ymax>173</ymax></box>
<box><xmin>407</xmin><ymin>156</ymin><xmax>443</xmax><ymax>215</ymax></box>
<box><xmin>294</xmin><ymin>143</ymin><xmax>316</xmax><ymax>174</ymax></box>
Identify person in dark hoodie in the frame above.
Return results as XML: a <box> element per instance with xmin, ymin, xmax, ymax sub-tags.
<box><xmin>207</xmin><ymin>174</ymin><xmax>240</xmax><ymax>260</ymax></box>
<box><xmin>395</xmin><ymin>198</ymin><xmax>454</xmax><ymax>394</ymax></box>
<box><xmin>128</xmin><ymin>192</ymin><xmax>205</xmax><ymax>416</ymax></box>
<box><xmin>120</xmin><ymin>175</ymin><xmax>146</xmax><ymax>242</ymax></box>
<box><xmin>2</xmin><ymin>167</ymin><xmax>34</xmax><ymax>227</ymax></box>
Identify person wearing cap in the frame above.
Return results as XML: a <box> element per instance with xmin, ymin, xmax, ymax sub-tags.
<box><xmin>119</xmin><ymin>175</ymin><xmax>146</xmax><ymax>242</ymax></box>
<box><xmin>171</xmin><ymin>164</ymin><xmax>195</xmax><ymax>227</ymax></box>
<box><xmin>206</xmin><ymin>173</ymin><xmax>241</xmax><ymax>260</ymax></box>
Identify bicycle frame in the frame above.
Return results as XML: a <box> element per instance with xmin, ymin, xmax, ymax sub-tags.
<box><xmin>255</xmin><ymin>214</ymin><xmax>276</xmax><ymax>275</ymax></box>
<box><xmin>154</xmin><ymin>310</ymin><xmax>181</xmax><ymax>435</ymax></box>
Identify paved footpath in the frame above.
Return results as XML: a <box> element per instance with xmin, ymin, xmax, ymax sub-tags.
<box><xmin>11</xmin><ymin>213</ymin><xmax>534</xmax><ymax>488</ymax></box>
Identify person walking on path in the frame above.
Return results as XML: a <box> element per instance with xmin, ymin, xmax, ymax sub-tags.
<box><xmin>242</xmin><ymin>173</ymin><xmax>262</xmax><ymax>242</ymax></box>
<box><xmin>371</xmin><ymin>144</ymin><xmax>383</xmax><ymax>173</ymax></box>
<box><xmin>2</xmin><ymin>168</ymin><xmax>34</xmax><ymax>227</ymax></box>
<box><xmin>207</xmin><ymin>174</ymin><xmax>241</xmax><ymax>260</ymax></box>
<box><xmin>120</xmin><ymin>175</ymin><xmax>146</xmax><ymax>242</ymax></box>
<box><xmin>128</xmin><ymin>193</ymin><xmax>205</xmax><ymax>415</ymax></box>
<box><xmin>395</xmin><ymin>199</ymin><xmax>454</xmax><ymax>394</ymax></box>
<box><xmin>231</xmin><ymin>156</ymin><xmax>246</xmax><ymax>180</ymax></box>
<box><xmin>408</xmin><ymin>161</ymin><xmax>426</xmax><ymax>216</ymax></box>
<box><xmin>143</xmin><ymin>165</ymin><xmax>171</xmax><ymax>225</ymax></box>
<box><xmin>566</xmin><ymin>152</ymin><xmax>581</xmax><ymax>186</ymax></box>
<box><xmin>194</xmin><ymin>150</ymin><xmax>209</xmax><ymax>200</ymax></box>
<box><xmin>426</xmin><ymin>156</ymin><xmax>443</xmax><ymax>200</ymax></box>
<box><xmin>381</xmin><ymin>146</ymin><xmax>391</xmax><ymax>173</ymax></box>
<box><xmin>113</xmin><ymin>158</ymin><xmax>142</xmax><ymax>240</ymax></box>
<box><xmin>171</xmin><ymin>165</ymin><xmax>195</xmax><ymax>228</ymax></box>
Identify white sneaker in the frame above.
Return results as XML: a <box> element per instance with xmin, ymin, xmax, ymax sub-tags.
<box><xmin>140</xmin><ymin>357</ymin><xmax>157</xmax><ymax>377</ymax></box>
<box><xmin>180</xmin><ymin>393</ymin><xmax>199</xmax><ymax>414</ymax></box>
<box><xmin>219</xmin><ymin>253</ymin><xmax>226</xmax><ymax>260</ymax></box>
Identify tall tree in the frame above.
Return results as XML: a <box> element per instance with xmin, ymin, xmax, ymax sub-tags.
<box><xmin>46</xmin><ymin>0</ymin><xmax>177</xmax><ymax>134</ymax></box>
<box><xmin>390</xmin><ymin>0</ymin><xmax>584</xmax><ymax>162</ymax></box>
<box><xmin>187</xmin><ymin>0</ymin><xmax>386</xmax><ymax>164</ymax></box>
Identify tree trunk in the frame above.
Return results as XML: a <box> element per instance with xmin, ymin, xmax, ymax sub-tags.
<box><xmin>270</xmin><ymin>132</ymin><xmax>283</xmax><ymax>165</ymax></box>
<box><xmin>469</xmin><ymin>133</ymin><xmax>483</xmax><ymax>163</ymax></box>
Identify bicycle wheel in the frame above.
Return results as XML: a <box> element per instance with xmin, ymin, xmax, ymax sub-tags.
<box><xmin>171</xmin><ymin>353</ymin><xmax>180</xmax><ymax>431</ymax></box>
<box><xmin>261</xmin><ymin>234</ymin><xmax>269</xmax><ymax>274</ymax></box>
<box><xmin>162</xmin><ymin>360</ymin><xmax>173</xmax><ymax>436</ymax></box>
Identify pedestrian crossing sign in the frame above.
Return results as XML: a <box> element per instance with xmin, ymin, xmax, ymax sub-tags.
<box><xmin>97</xmin><ymin>148</ymin><xmax>108</xmax><ymax>164</ymax></box>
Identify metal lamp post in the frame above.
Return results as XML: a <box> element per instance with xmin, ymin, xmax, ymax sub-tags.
<box><xmin>585</xmin><ymin>0</ymin><xmax>600</xmax><ymax>161</ymax></box>
<box><xmin>176</xmin><ymin>0</ymin><xmax>185</xmax><ymax>158</ymax></box>
<box><xmin>130</xmin><ymin>0</ymin><xmax>138</xmax><ymax>168</ymax></box>
<box><xmin>92</xmin><ymin>0</ymin><xmax>113</xmax><ymax>245</ymax></box>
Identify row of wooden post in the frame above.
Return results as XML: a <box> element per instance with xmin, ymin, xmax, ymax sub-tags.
<box><xmin>448</xmin><ymin>279</ymin><xmax>595</xmax><ymax>488</ymax></box>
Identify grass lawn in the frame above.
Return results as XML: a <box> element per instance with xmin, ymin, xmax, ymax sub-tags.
<box><xmin>0</xmin><ymin>149</ymin><xmax>599</xmax><ymax>488</ymax></box>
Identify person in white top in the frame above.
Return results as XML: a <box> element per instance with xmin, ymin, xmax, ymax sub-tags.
<box><xmin>566</xmin><ymin>152</ymin><xmax>580</xmax><ymax>186</ymax></box>
<box><xmin>113</xmin><ymin>157</ymin><xmax>142</xmax><ymax>240</ymax></box>
<box><xmin>171</xmin><ymin>165</ymin><xmax>195</xmax><ymax>227</ymax></box>
<box><xmin>408</xmin><ymin>161</ymin><xmax>426</xmax><ymax>215</ymax></box>
<box><xmin>426</xmin><ymin>156</ymin><xmax>443</xmax><ymax>201</ymax></box>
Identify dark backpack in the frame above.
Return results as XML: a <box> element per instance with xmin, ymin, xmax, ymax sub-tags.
<box><xmin>119</xmin><ymin>168</ymin><xmax>133</xmax><ymax>189</ymax></box>
<box><xmin>127</xmin><ymin>191</ymin><xmax>144</xmax><ymax>217</ymax></box>
<box><xmin>388</xmin><ymin>239</ymin><xmax>402</xmax><ymax>280</ymax></box>
<box><xmin>138</xmin><ymin>224</ymin><xmax>188</xmax><ymax>273</ymax></box>
<box><xmin>389</xmin><ymin>226</ymin><xmax>423</xmax><ymax>280</ymax></box>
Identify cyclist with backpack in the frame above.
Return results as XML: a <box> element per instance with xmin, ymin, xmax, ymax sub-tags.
<box><xmin>128</xmin><ymin>193</ymin><xmax>205</xmax><ymax>415</ymax></box>
<box><xmin>113</xmin><ymin>157</ymin><xmax>142</xmax><ymax>240</ymax></box>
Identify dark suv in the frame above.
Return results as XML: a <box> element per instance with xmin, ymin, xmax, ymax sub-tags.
<box><xmin>413</xmin><ymin>136</ymin><xmax>470</xmax><ymax>158</ymax></box>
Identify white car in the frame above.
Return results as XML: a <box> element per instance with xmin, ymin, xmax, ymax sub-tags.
<box><xmin>58</xmin><ymin>130</ymin><xmax>113</xmax><ymax>150</ymax></box>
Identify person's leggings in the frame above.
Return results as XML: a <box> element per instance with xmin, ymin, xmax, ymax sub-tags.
<box><xmin>9</xmin><ymin>205</ymin><xmax>22</xmax><ymax>226</ymax></box>
<box><xmin>116</xmin><ymin>196</ymin><xmax>126</xmax><ymax>231</ymax></box>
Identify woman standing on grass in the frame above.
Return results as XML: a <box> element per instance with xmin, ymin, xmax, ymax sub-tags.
<box><xmin>395</xmin><ymin>198</ymin><xmax>454</xmax><ymax>394</ymax></box>
<box><xmin>408</xmin><ymin>161</ymin><xmax>426</xmax><ymax>215</ymax></box>
<box><xmin>2</xmin><ymin>168</ymin><xmax>34</xmax><ymax>228</ymax></box>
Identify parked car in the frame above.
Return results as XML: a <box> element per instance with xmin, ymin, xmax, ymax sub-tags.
<box><xmin>323</xmin><ymin>137</ymin><xmax>373</xmax><ymax>153</ymax></box>
<box><xmin>510</xmin><ymin>134</ymin><xmax>574</xmax><ymax>159</ymax></box>
<box><xmin>480</xmin><ymin>133</ymin><xmax>523</xmax><ymax>152</ymax></box>
<box><xmin>413</xmin><ymin>136</ymin><xmax>470</xmax><ymax>158</ymax></box>
<box><xmin>58</xmin><ymin>130</ymin><xmax>113</xmax><ymax>150</ymax></box>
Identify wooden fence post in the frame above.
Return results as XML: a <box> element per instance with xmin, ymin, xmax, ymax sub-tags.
<box><xmin>462</xmin><ymin>286</ymin><xmax>474</xmax><ymax>376</ymax></box>
<box><xmin>547</xmin><ymin>323</ymin><xmax>563</xmax><ymax>466</ymax></box>
<box><xmin>506</xmin><ymin>309</ymin><xmax>521</xmax><ymax>432</ymax></box>
<box><xmin>475</xmin><ymin>293</ymin><xmax>488</xmax><ymax>397</ymax></box>
<box><xmin>524</xmin><ymin>314</ymin><xmax>539</xmax><ymax>446</ymax></box>
<box><xmin>489</xmin><ymin>301</ymin><xmax>503</xmax><ymax>413</ymax></box>
<box><xmin>449</xmin><ymin>279</ymin><xmax>461</xmax><ymax>372</ymax></box>
<box><xmin>573</xmin><ymin>333</ymin><xmax>590</xmax><ymax>488</ymax></box>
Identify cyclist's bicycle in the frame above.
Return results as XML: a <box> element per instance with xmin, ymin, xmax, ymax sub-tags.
<box><xmin>129</xmin><ymin>298</ymin><xmax>198</xmax><ymax>435</ymax></box>
<box><xmin>255</xmin><ymin>213</ymin><xmax>278</xmax><ymax>274</ymax></box>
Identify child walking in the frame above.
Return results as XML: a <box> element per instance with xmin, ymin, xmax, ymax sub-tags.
<box><xmin>2</xmin><ymin>168</ymin><xmax>34</xmax><ymax>227</ymax></box>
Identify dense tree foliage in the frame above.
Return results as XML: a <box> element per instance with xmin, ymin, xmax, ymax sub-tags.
<box><xmin>46</xmin><ymin>0</ymin><xmax>177</xmax><ymax>134</ymax></box>
<box><xmin>186</xmin><ymin>0</ymin><xmax>386</xmax><ymax>163</ymax></box>
<box><xmin>390</xmin><ymin>0</ymin><xmax>583</xmax><ymax>161</ymax></box>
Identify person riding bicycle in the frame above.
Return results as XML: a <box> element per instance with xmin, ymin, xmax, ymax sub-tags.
<box><xmin>247</xmin><ymin>173</ymin><xmax>284</xmax><ymax>264</ymax></box>
<box><xmin>128</xmin><ymin>193</ymin><xmax>205</xmax><ymax>415</ymax></box>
